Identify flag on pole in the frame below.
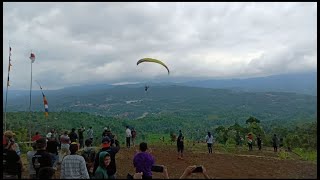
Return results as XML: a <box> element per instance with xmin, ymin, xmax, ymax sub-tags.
<box><xmin>7</xmin><ymin>46</ymin><xmax>12</xmax><ymax>86</ymax></box>
<box><xmin>7</xmin><ymin>77</ymin><xmax>10</xmax><ymax>87</ymax></box>
<box><xmin>42</xmin><ymin>92</ymin><xmax>49</xmax><ymax>117</ymax></box>
<box><xmin>30</xmin><ymin>52</ymin><xmax>35</xmax><ymax>63</ymax></box>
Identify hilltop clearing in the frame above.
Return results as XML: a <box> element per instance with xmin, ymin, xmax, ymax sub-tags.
<box><xmin>21</xmin><ymin>144</ymin><xmax>316</xmax><ymax>179</ymax></box>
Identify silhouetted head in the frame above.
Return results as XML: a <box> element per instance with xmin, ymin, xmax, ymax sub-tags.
<box><xmin>85</xmin><ymin>139</ymin><xmax>92</xmax><ymax>147</ymax></box>
<box><xmin>69</xmin><ymin>143</ymin><xmax>79</xmax><ymax>154</ymax></box>
<box><xmin>139</xmin><ymin>142</ymin><xmax>148</xmax><ymax>152</ymax></box>
<box><xmin>39</xmin><ymin>167</ymin><xmax>55</xmax><ymax>179</ymax></box>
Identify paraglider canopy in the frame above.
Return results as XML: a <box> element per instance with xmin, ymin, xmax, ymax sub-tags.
<box><xmin>137</xmin><ymin>58</ymin><xmax>170</xmax><ymax>75</ymax></box>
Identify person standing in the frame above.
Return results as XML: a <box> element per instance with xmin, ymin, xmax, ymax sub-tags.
<box><xmin>69</xmin><ymin>128</ymin><xmax>78</xmax><ymax>143</ymax></box>
<box><xmin>60</xmin><ymin>143</ymin><xmax>89</xmax><ymax>179</ymax></box>
<box><xmin>32</xmin><ymin>132</ymin><xmax>42</xmax><ymax>142</ymax></box>
<box><xmin>3</xmin><ymin>131</ymin><xmax>23</xmax><ymax>179</ymax></box>
<box><xmin>32</xmin><ymin>138</ymin><xmax>53</xmax><ymax>178</ymax></box>
<box><xmin>257</xmin><ymin>134</ymin><xmax>262</xmax><ymax>151</ymax></box>
<box><xmin>94</xmin><ymin>151</ymin><xmax>111</xmax><ymax>179</ymax></box>
<box><xmin>205</xmin><ymin>132</ymin><xmax>214</xmax><ymax>153</ymax></box>
<box><xmin>81</xmin><ymin>139</ymin><xmax>96</xmax><ymax>178</ymax></box>
<box><xmin>272</xmin><ymin>134</ymin><xmax>279</xmax><ymax>152</ymax></box>
<box><xmin>93</xmin><ymin>136</ymin><xmax>120</xmax><ymax>179</ymax></box>
<box><xmin>87</xmin><ymin>126</ymin><xmax>94</xmax><ymax>142</ymax></box>
<box><xmin>46</xmin><ymin>134</ymin><xmax>59</xmax><ymax>170</ymax></box>
<box><xmin>131</xmin><ymin>128</ymin><xmax>137</xmax><ymax>147</ymax></box>
<box><xmin>78</xmin><ymin>127</ymin><xmax>86</xmax><ymax>149</ymax></box>
<box><xmin>125</xmin><ymin>126</ymin><xmax>132</xmax><ymax>148</ymax></box>
<box><xmin>247</xmin><ymin>133</ymin><xmax>253</xmax><ymax>151</ymax></box>
<box><xmin>177</xmin><ymin>130</ymin><xmax>184</xmax><ymax>159</ymax></box>
<box><xmin>133</xmin><ymin>142</ymin><xmax>155</xmax><ymax>179</ymax></box>
<box><xmin>59</xmin><ymin>131</ymin><xmax>71</xmax><ymax>163</ymax></box>
<box><xmin>27</xmin><ymin>142</ymin><xmax>37</xmax><ymax>179</ymax></box>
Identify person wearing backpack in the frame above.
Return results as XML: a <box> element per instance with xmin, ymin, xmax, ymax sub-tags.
<box><xmin>32</xmin><ymin>138</ymin><xmax>53</xmax><ymax>179</ymax></box>
<box><xmin>93</xmin><ymin>136</ymin><xmax>120</xmax><ymax>179</ymax></box>
<box><xmin>81</xmin><ymin>139</ymin><xmax>96</xmax><ymax>178</ymax></box>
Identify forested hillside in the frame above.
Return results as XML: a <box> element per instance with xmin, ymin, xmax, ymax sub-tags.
<box><xmin>4</xmin><ymin>86</ymin><xmax>317</xmax><ymax>125</ymax></box>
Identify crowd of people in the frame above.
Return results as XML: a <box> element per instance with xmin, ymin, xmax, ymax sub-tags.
<box><xmin>3</xmin><ymin>125</ymin><xmax>282</xmax><ymax>179</ymax></box>
<box><xmin>3</xmin><ymin>127</ymin><xmax>212</xmax><ymax>179</ymax></box>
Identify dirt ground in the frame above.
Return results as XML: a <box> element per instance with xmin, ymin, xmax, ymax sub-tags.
<box><xmin>21</xmin><ymin>143</ymin><xmax>317</xmax><ymax>179</ymax></box>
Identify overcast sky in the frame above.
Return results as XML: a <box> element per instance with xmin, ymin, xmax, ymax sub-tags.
<box><xmin>3</xmin><ymin>2</ymin><xmax>317</xmax><ymax>90</ymax></box>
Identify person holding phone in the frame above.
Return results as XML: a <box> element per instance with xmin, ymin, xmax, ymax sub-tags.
<box><xmin>133</xmin><ymin>142</ymin><xmax>155</xmax><ymax>179</ymax></box>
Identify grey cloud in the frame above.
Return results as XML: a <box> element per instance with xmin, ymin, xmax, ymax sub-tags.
<box><xmin>3</xmin><ymin>2</ymin><xmax>317</xmax><ymax>89</ymax></box>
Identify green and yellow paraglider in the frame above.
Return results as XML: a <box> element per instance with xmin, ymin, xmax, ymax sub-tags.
<box><xmin>137</xmin><ymin>58</ymin><xmax>170</xmax><ymax>75</ymax></box>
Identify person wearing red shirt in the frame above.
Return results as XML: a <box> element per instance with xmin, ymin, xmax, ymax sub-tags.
<box><xmin>247</xmin><ymin>133</ymin><xmax>253</xmax><ymax>151</ymax></box>
<box><xmin>32</xmin><ymin>132</ymin><xmax>42</xmax><ymax>142</ymax></box>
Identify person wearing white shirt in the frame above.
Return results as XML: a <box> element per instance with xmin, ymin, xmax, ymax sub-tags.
<box><xmin>125</xmin><ymin>126</ymin><xmax>132</xmax><ymax>148</ymax></box>
<box><xmin>205</xmin><ymin>132</ymin><xmax>214</xmax><ymax>154</ymax></box>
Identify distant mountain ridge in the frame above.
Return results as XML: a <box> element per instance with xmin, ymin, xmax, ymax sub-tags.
<box><xmin>180</xmin><ymin>72</ymin><xmax>317</xmax><ymax>96</ymax></box>
<box><xmin>4</xmin><ymin>72</ymin><xmax>316</xmax><ymax>96</ymax></box>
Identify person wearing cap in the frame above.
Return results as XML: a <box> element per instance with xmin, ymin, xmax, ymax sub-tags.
<box><xmin>94</xmin><ymin>151</ymin><xmax>111</xmax><ymax>179</ymax></box>
<box><xmin>3</xmin><ymin>131</ymin><xmax>23</xmax><ymax>179</ymax></box>
<box><xmin>133</xmin><ymin>142</ymin><xmax>155</xmax><ymax>179</ymax></box>
<box><xmin>93</xmin><ymin>136</ymin><xmax>120</xmax><ymax>179</ymax></box>
<box><xmin>32</xmin><ymin>138</ymin><xmax>53</xmax><ymax>178</ymax></box>
<box><xmin>27</xmin><ymin>142</ymin><xmax>37</xmax><ymax>178</ymax></box>
<box><xmin>4</xmin><ymin>130</ymin><xmax>21</xmax><ymax>156</ymax></box>
<box><xmin>60</xmin><ymin>143</ymin><xmax>89</xmax><ymax>179</ymax></box>
<box><xmin>106</xmin><ymin>128</ymin><xmax>116</xmax><ymax>146</ymax></box>
<box><xmin>4</xmin><ymin>130</ymin><xmax>16</xmax><ymax>139</ymax></box>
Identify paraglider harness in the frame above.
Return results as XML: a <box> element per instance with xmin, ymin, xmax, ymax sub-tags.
<box><xmin>145</xmin><ymin>85</ymin><xmax>149</xmax><ymax>92</ymax></box>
